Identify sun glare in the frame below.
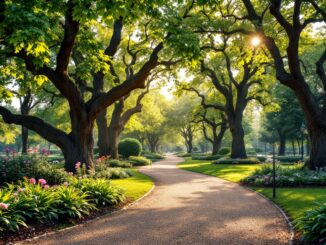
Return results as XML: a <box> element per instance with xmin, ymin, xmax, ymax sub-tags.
<box><xmin>251</xmin><ymin>37</ymin><xmax>261</xmax><ymax>47</ymax></box>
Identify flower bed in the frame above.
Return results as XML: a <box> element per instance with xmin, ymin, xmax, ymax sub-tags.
<box><xmin>242</xmin><ymin>164</ymin><xmax>326</xmax><ymax>187</ymax></box>
<box><xmin>0</xmin><ymin>176</ymin><xmax>125</xmax><ymax>234</ymax></box>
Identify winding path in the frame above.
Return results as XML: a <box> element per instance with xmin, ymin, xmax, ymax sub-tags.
<box><xmin>30</xmin><ymin>155</ymin><xmax>289</xmax><ymax>245</ymax></box>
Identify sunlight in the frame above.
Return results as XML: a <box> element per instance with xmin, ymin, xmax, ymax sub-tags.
<box><xmin>251</xmin><ymin>36</ymin><xmax>261</xmax><ymax>47</ymax></box>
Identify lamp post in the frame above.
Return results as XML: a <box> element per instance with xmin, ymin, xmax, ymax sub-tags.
<box><xmin>272</xmin><ymin>142</ymin><xmax>276</xmax><ymax>198</ymax></box>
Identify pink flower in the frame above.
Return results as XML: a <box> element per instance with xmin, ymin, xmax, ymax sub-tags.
<box><xmin>44</xmin><ymin>185</ymin><xmax>50</xmax><ymax>189</ymax></box>
<box><xmin>38</xmin><ymin>179</ymin><xmax>47</xmax><ymax>185</ymax></box>
<box><xmin>29</xmin><ymin>178</ymin><xmax>36</xmax><ymax>184</ymax></box>
<box><xmin>75</xmin><ymin>162</ymin><xmax>81</xmax><ymax>169</ymax></box>
<box><xmin>68</xmin><ymin>172</ymin><xmax>73</xmax><ymax>176</ymax></box>
<box><xmin>0</xmin><ymin>203</ymin><xmax>8</xmax><ymax>210</ymax></box>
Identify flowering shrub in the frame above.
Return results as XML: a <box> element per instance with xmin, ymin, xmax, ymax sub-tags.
<box><xmin>213</xmin><ymin>157</ymin><xmax>260</xmax><ymax>165</ymax></box>
<box><xmin>0</xmin><ymin>156</ymin><xmax>69</xmax><ymax>185</ymax></box>
<box><xmin>0</xmin><ymin>177</ymin><xmax>125</xmax><ymax>232</ymax></box>
<box><xmin>241</xmin><ymin>164</ymin><xmax>326</xmax><ymax>187</ymax></box>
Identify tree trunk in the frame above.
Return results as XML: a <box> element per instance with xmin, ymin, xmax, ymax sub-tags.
<box><xmin>96</xmin><ymin>109</ymin><xmax>109</xmax><ymax>156</ymax></box>
<box><xmin>278</xmin><ymin>133</ymin><xmax>286</xmax><ymax>156</ymax></box>
<box><xmin>107</xmin><ymin>126</ymin><xmax>120</xmax><ymax>159</ymax></box>
<box><xmin>21</xmin><ymin>126</ymin><xmax>28</xmax><ymax>154</ymax></box>
<box><xmin>212</xmin><ymin>122</ymin><xmax>227</xmax><ymax>155</ymax></box>
<box><xmin>306</xmin><ymin>135</ymin><xmax>310</xmax><ymax>156</ymax></box>
<box><xmin>187</xmin><ymin>141</ymin><xmax>193</xmax><ymax>153</ymax></box>
<box><xmin>229</xmin><ymin>118</ymin><xmax>247</xmax><ymax>158</ymax></box>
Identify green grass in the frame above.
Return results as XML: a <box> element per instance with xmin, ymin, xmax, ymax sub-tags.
<box><xmin>254</xmin><ymin>187</ymin><xmax>326</xmax><ymax>220</ymax></box>
<box><xmin>178</xmin><ymin>157</ymin><xmax>326</xmax><ymax>220</ymax></box>
<box><xmin>179</xmin><ymin>157</ymin><xmax>261</xmax><ymax>182</ymax></box>
<box><xmin>111</xmin><ymin>170</ymin><xmax>154</xmax><ymax>201</ymax></box>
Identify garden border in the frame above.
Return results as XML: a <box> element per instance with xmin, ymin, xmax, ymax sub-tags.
<box><xmin>16</xmin><ymin>178</ymin><xmax>155</xmax><ymax>245</ymax></box>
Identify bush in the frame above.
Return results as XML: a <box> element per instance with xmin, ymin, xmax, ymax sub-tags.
<box><xmin>247</xmin><ymin>150</ymin><xmax>257</xmax><ymax>155</ymax></box>
<box><xmin>218</xmin><ymin>147</ymin><xmax>230</xmax><ymax>155</ymax></box>
<box><xmin>248</xmin><ymin>155</ymin><xmax>267</xmax><ymax>162</ymax></box>
<box><xmin>118</xmin><ymin>138</ymin><xmax>142</xmax><ymax>157</ymax></box>
<box><xmin>241</xmin><ymin>164</ymin><xmax>326</xmax><ymax>187</ymax></box>
<box><xmin>295</xmin><ymin>203</ymin><xmax>326</xmax><ymax>243</ymax></box>
<box><xmin>93</xmin><ymin>167</ymin><xmax>133</xmax><ymax>179</ymax></box>
<box><xmin>141</xmin><ymin>152</ymin><xmax>164</xmax><ymax>161</ymax></box>
<box><xmin>75</xmin><ymin>178</ymin><xmax>125</xmax><ymax>206</ymax></box>
<box><xmin>107</xmin><ymin>159</ymin><xmax>132</xmax><ymax>168</ymax></box>
<box><xmin>0</xmin><ymin>176</ymin><xmax>126</xmax><ymax>232</ymax></box>
<box><xmin>213</xmin><ymin>157</ymin><xmax>260</xmax><ymax>165</ymax></box>
<box><xmin>0</xmin><ymin>156</ymin><xmax>69</xmax><ymax>185</ymax></box>
<box><xmin>128</xmin><ymin>156</ymin><xmax>152</xmax><ymax>166</ymax></box>
<box><xmin>55</xmin><ymin>186</ymin><xmax>95</xmax><ymax>219</ymax></box>
<box><xmin>276</xmin><ymin>155</ymin><xmax>307</xmax><ymax>163</ymax></box>
<box><xmin>192</xmin><ymin>155</ymin><xmax>223</xmax><ymax>160</ymax></box>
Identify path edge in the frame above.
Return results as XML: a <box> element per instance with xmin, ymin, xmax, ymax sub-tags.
<box><xmin>178</xmin><ymin>160</ymin><xmax>295</xmax><ymax>245</ymax></box>
<box><xmin>15</xmin><ymin>178</ymin><xmax>155</xmax><ymax>245</ymax></box>
<box><xmin>242</xmin><ymin>186</ymin><xmax>295</xmax><ymax>245</ymax></box>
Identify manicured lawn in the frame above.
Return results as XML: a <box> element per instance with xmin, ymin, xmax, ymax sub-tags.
<box><xmin>178</xmin><ymin>157</ymin><xmax>326</xmax><ymax>220</ymax></box>
<box><xmin>179</xmin><ymin>157</ymin><xmax>261</xmax><ymax>182</ymax></box>
<box><xmin>111</xmin><ymin>170</ymin><xmax>154</xmax><ymax>201</ymax></box>
<box><xmin>254</xmin><ymin>187</ymin><xmax>326</xmax><ymax>219</ymax></box>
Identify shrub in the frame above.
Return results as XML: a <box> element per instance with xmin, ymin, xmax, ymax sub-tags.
<box><xmin>128</xmin><ymin>156</ymin><xmax>152</xmax><ymax>166</ymax></box>
<box><xmin>55</xmin><ymin>186</ymin><xmax>95</xmax><ymax>219</ymax></box>
<box><xmin>0</xmin><ymin>156</ymin><xmax>69</xmax><ymax>185</ymax></box>
<box><xmin>247</xmin><ymin>150</ymin><xmax>257</xmax><ymax>155</ymax></box>
<box><xmin>141</xmin><ymin>152</ymin><xmax>164</xmax><ymax>161</ymax></box>
<box><xmin>77</xmin><ymin>179</ymin><xmax>125</xmax><ymax>206</ymax></box>
<box><xmin>0</xmin><ymin>187</ymin><xmax>27</xmax><ymax>232</ymax></box>
<box><xmin>118</xmin><ymin>138</ymin><xmax>142</xmax><ymax>157</ymax></box>
<box><xmin>107</xmin><ymin>159</ymin><xmax>132</xmax><ymax>168</ymax></box>
<box><xmin>241</xmin><ymin>164</ymin><xmax>326</xmax><ymax>187</ymax></box>
<box><xmin>213</xmin><ymin>157</ymin><xmax>260</xmax><ymax>165</ymax></box>
<box><xmin>192</xmin><ymin>155</ymin><xmax>223</xmax><ymax>160</ymax></box>
<box><xmin>248</xmin><ymin>155</ymin><xmax>267</xmax><ymax>162</ymax></box>
<box><xmin>93</xmin><ymin>167</ymin><xmax>133</xmax><ymax>179</ymax></box>
<box><xmin>218</xmin><ymin>147</ymin><xmax>230</xmax><ymax>155</ymax></box>
<box><xmin>276</xmin><ymin>155</ymin><xmax>307</xmax><ymax>163</ymax></box>
<box><xmin>295</xmin><ymin>203</ymin><xmax>326</xmax><ymax>243</ymax></box>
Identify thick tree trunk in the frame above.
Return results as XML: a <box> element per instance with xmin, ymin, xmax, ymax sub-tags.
<box><xmin>187</xmin><ymin>141</ymin><xmax>193</xmax><ymax>153</ymax></box>
<box><xmin>96</xmin><ymin>109</ymin><xmax>109</xmax><ymax>156</ymax></box>
<box><xmin>21</xmin><ymin>126</ymin><xmax>28</xmax><ymax>154</ymax></box>
<box><xmin>309</xmin><ymin>128</ymin><xmax>326</xmax><ymax>170</ymax></box>
<box><xmin>278</xmin><ymin>133</ymin><xmax>286</xmax><ymax>156</ymax></box>
<box><xmin>306</xmin><ymin>135</ymin><xmax>310</xmax><ymax>156</ymax></box>
<box><xmin>107</xmin><ymin>126</ymin><xmax>120</xmax><ymax>159</ymax></box>
<box><xmin>229</xmin><ymin>118</ymin><xmax>247</xmax><ymax>158</ymax></box>
<box><xmin>211</xmin><ymin>123</ymin><xmax>227</xmax><ymax>155</ymax></box>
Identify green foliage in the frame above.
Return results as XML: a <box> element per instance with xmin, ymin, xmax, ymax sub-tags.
<box><xmin>73</xmin><ymin>178</ymin><xmax>125</xmax><ymax>206</ymax></box>
<box><xmin>276</xmin><ymin>156</ymin><xmax>306</xmax><ymax>163</ymax></box>
<box><xmin>107</xmin><ymin>159</ymin><xmax>132</xmax><ymax>168</ymax></box>
<box><xmin>118</xmin><ymin>138</ymin><xmax>142</xmax><ymax>157</ymax></box>
<box><xmin>93</xmin><ymin>167</ymin><xmax>133</xmax><ymax>179</ymax></box>
<box><xmin>128</xmin><ymin>156</ymin><xmax>152</xmax><ymax>166</ymax></box>
<box><xmin>141</xmin><ymin>151</ymin><xmax>164</xmax><ymax>161</ymax></box>
<box><xmin>213</xmin><ymin>157</ymin><xmax>260</xmax><ymax>165</ymax></box>
<box><xmin>192</xmin><ymin>155</ymin><xmax>222</xmax><ymax>160</ymax></box>
<box><xmin>0</xmin><ymin>156</ymin><xmax>69</xmax><ymax>185</ymax></box>
<box><xmin>218</xmin><ymin>147</ymin><xmax>230</xmax><ymax>155</ymax></box>
<box><xmin>242</xmin><ymin>164</ymin><xmax>326</xmax><ymax>187</ymax></box>
<box><xmin>55</xmin><ymin>186</ymin><xmax>95</xmax><ymax>219</ymax></box>
<box><xmin>295</xmin><ymin>203</ymin><xmax>326</xmax><ymax>243</ymax></box>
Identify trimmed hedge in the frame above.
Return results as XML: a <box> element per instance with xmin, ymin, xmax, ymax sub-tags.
<box><xmin>118</xmin><ymin>138</ymin><xmax>142</xmax><ymax>158</ymax></box>
<box><xmin>141</xmin><ymin>152</ymin><xmax>164</xmax><ymax>161</ymax></box>
<box><xmin>213</xmin><ymin>157</ymin><xmax>260</xmax><ymax>165</ymax></box>
<box><xmin>218</xmin><ymin>147</ymin><xmax>230</xmax><ymax>155</ymax></box>
<box><xmin>276</xmin><ymin>155</ymin><xmax>307</xmax><ymax>163</ymax></box>
<box><xmin>107</xmin><ymin>159</ymin><xmax>132</xmax><ymax>168</ymax></box>
<box><xmin>128</xmin><ymin>156</ymin><xmax>152</xmax><ymax>166</ymax></box>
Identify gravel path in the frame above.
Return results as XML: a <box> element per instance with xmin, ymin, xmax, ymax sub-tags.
<box><xmin>29</xmin><ymin>154</ymin><xmax>289</xmax><ymax>245</ymax></box>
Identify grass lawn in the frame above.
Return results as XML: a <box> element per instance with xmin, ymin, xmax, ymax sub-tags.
<box><xmin>111</xmin><ymin>170</ymin><xmax>154</xmax><ymax>201</ymax></box>
<box><xmin>179</xmin><ymin>157</ymin><xmax>326</xmax><ymax>220</ymax></box>
<box><xmin>179</xmin><ymin>158</ymin><xmax>261</xmax><ymax>182</ymax></box>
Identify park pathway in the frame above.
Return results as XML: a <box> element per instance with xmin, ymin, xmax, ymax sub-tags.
<box><xmin>29</xmin><ymin>154</ymin><xmax>289</xmax><ymax>245</ymax></box>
